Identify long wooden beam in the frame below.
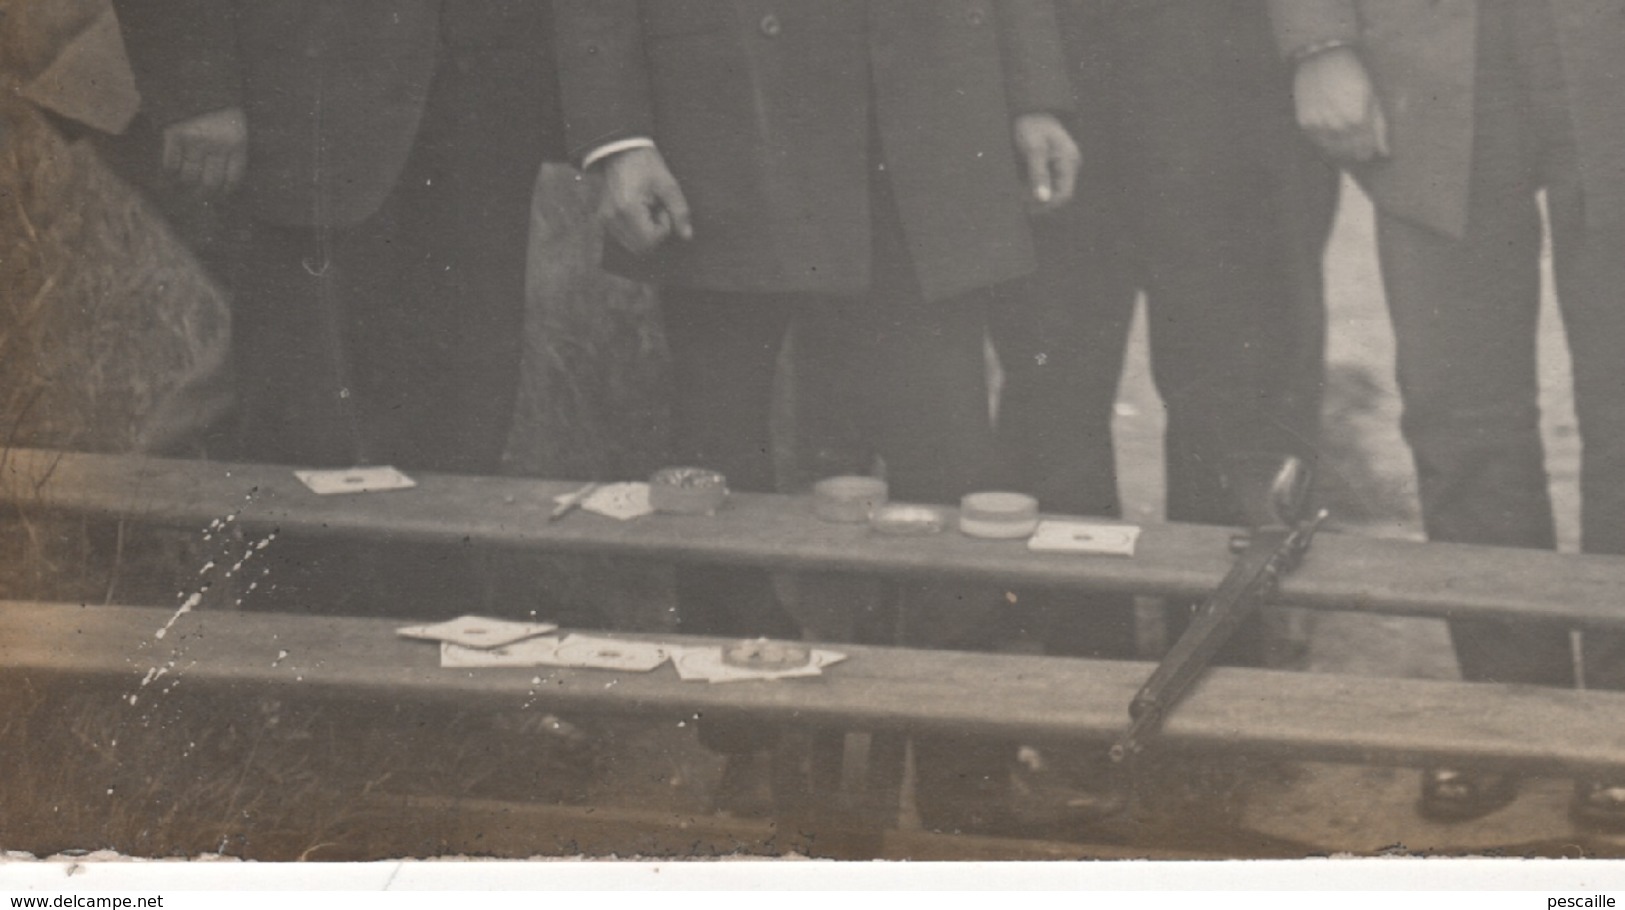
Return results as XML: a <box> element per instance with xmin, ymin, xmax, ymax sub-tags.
<box><xmin>5</xmin><ymin>447</ymin><xmax>1625</xmax><ymax>628</ymax></box>
<box><xmin>5</xmin><ymin>601</ymin><xmax>1625</xmax><ymax>777</ymax></box>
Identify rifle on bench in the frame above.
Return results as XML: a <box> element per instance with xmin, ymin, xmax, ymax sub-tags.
<box><xmin>1108</xmin><ymin>455</ymin><xmax>1328</xmax><ymax>766</ymax></box>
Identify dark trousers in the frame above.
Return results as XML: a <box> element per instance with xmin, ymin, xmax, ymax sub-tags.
<box><xmin>1375</xmin><ymin>0</ymin><xmax>1625</xmax><ymax>688</ymax></box>
<box><xmin>662</xmin><ymin>102</ymin><xmax>1006</xmax><ymax>648</ymax></box>
<box><xmin>662</xmin><ymin>278</ymin><xmax>1012</xmax><ymax>826</ymax></box>
<box><xmin>660</xmin><ymin>280</ymin><xmax>1005</xmax><ymax>646</ymax></box>
<box><xmin>233</xmin><ymin>47</ymin><xmax>543</xmax><ymax>473</ymax></box>
<box><xmin>993</xmin><ymin>0</ymin><xmax>1337</xmax><ymax>663</ymax></box>
<box><xmin>659</xmin><ymin>101</ymin><xmax>1038</xmax><ymax>825</ymax></box>
<box><xmin>661</xmin><ymin>155</ymin><xmax>1018</xmax><ymax>835</ymax></box>
<box><xmin>229</xmin><ymin>37</ymin><xmax>550</xmax><ymax>617</ymax></box>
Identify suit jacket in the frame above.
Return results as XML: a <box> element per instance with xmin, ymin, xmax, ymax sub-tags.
<box><xmin>114</xmin><ymin>0</ymin><xmax>559</xmax><ymax>227</ymax></box>
<box><xmin>1269</xmin><ymin>0</ymin><xmax>1625</xmax><ymax>237</ymax></box>
<box><xmin>554</xmin><ymin>0</ymin><xmax>1073</xmax><ymax>303</ymax></box>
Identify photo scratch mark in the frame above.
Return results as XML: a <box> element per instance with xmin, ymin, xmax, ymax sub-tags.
<box><xmin>129</xmin><ymin>491</ymin><xmax>279</xmax><ymax>721</ymax></box>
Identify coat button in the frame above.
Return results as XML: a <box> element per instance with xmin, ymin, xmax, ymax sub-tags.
<box><xmin>760</xmin><ymin>14</ymin><xmax>781</xmax><ymax>37</ymax></box>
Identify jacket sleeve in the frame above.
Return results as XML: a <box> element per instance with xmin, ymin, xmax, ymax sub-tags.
<box><xmin>110</xmin><ymin>0</ymin><xmax>241</xmax><ymax>127</ymax></box>
<box><xmin>995</xmin><ymin>0</ymin><xmax>1075</xmax><ymax>115</ymax></box>
<box><xmin>551</xmin><ymin>0</ymin><xmax>657</xmax><ymax>166</ymax></box>
<box><xmin>1267</xmin><ymin>0</ymin><xmax>1361</xmax><ymax>60</ymax></box>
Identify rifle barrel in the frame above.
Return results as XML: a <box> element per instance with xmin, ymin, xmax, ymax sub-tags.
<box><xmin>1108</xmin><ymin>511</ymin><xmax>1327</xmax><ymax>763</ymax></box>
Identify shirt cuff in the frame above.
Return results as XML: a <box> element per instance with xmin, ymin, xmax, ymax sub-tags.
<box><xmin>581</xmin><ymin>137</ymin><xmax>657</xmax><ymax>170</ymax></box>
<box><xmin>1288</xmin><ymin>38</ymin><xmax>1358</xmax><ymax>65</ymax></box>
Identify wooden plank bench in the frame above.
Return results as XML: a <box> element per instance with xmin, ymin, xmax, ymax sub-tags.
<box><xmin>7</xmin><ymin>600</ymin><xmax>1625</xmax><ymax>780</ymax></box>
<box><xmin>6</xmin><ymin>447</ymin><xmax>1625</xmax><ymax>629</ymax></box>
<box><xmin>8</xmin><ymin>448</ymin><xmax>1625</xmax><ymax>852</ymax></box>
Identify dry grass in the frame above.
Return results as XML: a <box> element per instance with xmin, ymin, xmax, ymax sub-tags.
<box><xmin>0</xmin><ymin>30</ymin><xmax>232</xmax><ymax>606</ymax></box>
<box><xmin>493</xmin><ymin>164</ymin><xmax>678</xmax><ymax>633</ymax></box>
<box><xmin>513</xmin><ymin>164</ymin><xmax>668</xmax><ymax>483</ymax></box>
<box><xmin>0</xmin><ymin>682</ymin><xmax>631</xmax><ymax>860</ymax></box>
<box><xmin>0</xmin><ymin>97</ymin><xmax>228</xmax><ymax>455</ymax></box>
<box><xmin>1315</xmin><ymin>361</ymin><xmax>1423</xmax><ymax>528</ymax></box>
<box><xmin>0</xmin><ymin>13</ymin><xmax>690</xmax><ymax>858</ymax></box>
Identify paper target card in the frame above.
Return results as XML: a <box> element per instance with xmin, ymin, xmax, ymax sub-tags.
<box><xmin>295</xmin><ymin>465</ymin><xmax>417</xmax><ymax>495</ymax></box>
<box><xmin>439</xmin><ymin>636</ymin><xmax>564</xmax><ymax>668</ymax></box>
<box><xmin>438</xmin><ymin>634</ymin><xmax>668</xmax><ymax>671</ymax></box>
<box><xmin>1026</xmin><ymin>520</ymin><xmax>1141</xmax><ymax>557</ymax></box>
<box><xmin>672</xmin><ymin>646</ymin><xmax>846</xmax><ymax>683</ymax></box>
<box><xmin>545</xmin><ymin>635</ymin><xmax>669</xmax><ymax>672</ymax></box>
<box><xmin>579</xmin><ymin>482</ymin><xmax>654</xmax><ymax>520</ymax></box>
<box><xmin>397</xmin><ymin>615</ymin><xmax>559</xmax><ymax>649</ymax></box>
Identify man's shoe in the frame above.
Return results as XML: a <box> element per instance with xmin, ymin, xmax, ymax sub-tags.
<box><xmin>1571</xmin><ymin>780</ymin><xmax>1625</xmax><ymax>833</ymax></box>
<box><xmin>1417</xmin><ymin>767</ymin><xmax>1519</xmax><ymax>822</ymax></box>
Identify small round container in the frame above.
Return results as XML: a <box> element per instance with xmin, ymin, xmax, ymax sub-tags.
<box><xmin>958</xmin><ymin>491</ymin><xmax>1040</xmax><ymax>539</ymax></box>
<box><xmin>869</xmin><ymin>503</ymin><xmax>948</xmax><ymax>536</ymax></box>
<box><xmin>723</xmin><ymin>638</ymin><xmax>812</xmax><ymax>672</ymax></box>
<box><xmin>649</xmin><ymin>466</ymin><xmax>728</xmax><ymax>515</ymax></box>
<box><xmin>812</xmin><ymin>475</ymin><xmax>888</xmax><ymax>523</ymax></box>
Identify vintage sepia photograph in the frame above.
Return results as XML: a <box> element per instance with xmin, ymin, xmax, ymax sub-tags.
<box><xmin>3</xmin><ymin>0</ymin><xmax>1625</xmax><ymax>875</ymax></box>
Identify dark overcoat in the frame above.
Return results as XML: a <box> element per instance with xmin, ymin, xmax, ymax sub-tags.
<box><xmin>1269</xmin><ymin>0</ymin><xmax>1625</xmax><ymax>237</ymax></box>
<box><xmin>553</xmin><ymin>0</ymin><xmax>1073</xmax><ymax>303</ymax></box>
<box><xmin>113</xmin><ymin>0</ymin><xmax>559</xmax><ymax>228</ymax></box>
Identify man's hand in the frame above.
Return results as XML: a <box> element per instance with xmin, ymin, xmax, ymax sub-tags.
<box><xmin>162</xmin><ymin>106</ymin><xmax>248</xmax><ymax>194</ymax></box>
<box><xmin>1292</xmin><ymin>46</ymin><xmax>1389</xmax><ymax>163</ymax></box>
<box><xmin>1013</xmin><ymin>112</ymin><xmax>1081</xmax><ymax>213</ymax></box>
<box><xmin>597</xmin><ymin>146</ymin><xmax>693</xmax><ymax>253</ymax></box>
